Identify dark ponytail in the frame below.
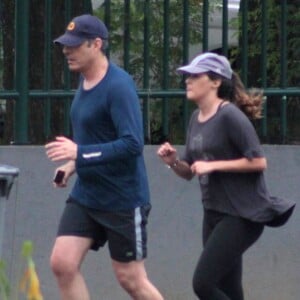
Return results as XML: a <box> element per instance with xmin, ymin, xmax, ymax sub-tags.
<box><xmin>207</xmin><ymin>71</ymin><xmax>264</xmax><ymax>120</ymax></box>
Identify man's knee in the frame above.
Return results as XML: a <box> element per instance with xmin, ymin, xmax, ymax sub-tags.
<box><xmin>113</xmin><ymin>260</ymin><xmax>147</xmax><ymax>294</ymax></box>
<box><xmin>114</xmin><ymin>266</ymin><xmax>137</xmax><ymax>292</ymax></box>
<box><xmin>50</xmin><ymin>251</ymin><xmax>79</xmax><ymax>280</ymax></box>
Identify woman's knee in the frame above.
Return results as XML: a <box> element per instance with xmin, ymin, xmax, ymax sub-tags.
<box><xmin>192</xmin><ymin>269</ymin><xmax>212</xmax><ymax>298</ymax></box>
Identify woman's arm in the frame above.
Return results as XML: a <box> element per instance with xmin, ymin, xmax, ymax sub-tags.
<box><xmin>168</xmin><ymin>158</ymin><xmax>194</xmax><ymax>180</ymax></box>
<box><xmin>157</xmin><ymin>142</ymin><xmax>194</xmax><ymax>180</ymax></box>
<box><xmin>191</xmin><ymin>157</ymin><xmax>267</xmax><ymax>176</ymax></box>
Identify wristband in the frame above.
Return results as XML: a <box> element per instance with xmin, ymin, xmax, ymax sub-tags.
<box><xmin>167</xmin><ymin>158</ymin><xmax>179</xmax><ymax>169</ymax></box>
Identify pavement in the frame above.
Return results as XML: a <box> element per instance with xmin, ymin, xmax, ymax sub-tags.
<box><xmin>0</xmin><ymin>145</ymin><xmax>299</xmax><ymax>299</ymax></box>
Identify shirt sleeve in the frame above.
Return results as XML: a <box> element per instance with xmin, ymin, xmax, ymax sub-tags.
<box><xmin>76</xmin><ymin>78</ymin><xmax>144</xmax><ymax>168</ymax></box>
<box><xmin>224</xmin><ymin>105</ymin><xmax>265</xmax><ymax>159</ymax></box>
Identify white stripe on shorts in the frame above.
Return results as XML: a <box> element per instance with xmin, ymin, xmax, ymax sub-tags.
<box><xmin>134</xmin><ymin>206</ymin><xmax>143</xmax><ymax>260</ymax></box>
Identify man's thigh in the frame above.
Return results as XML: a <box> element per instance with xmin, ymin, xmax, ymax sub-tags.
<box><xmin>51</xmin><ymin>235</ymin><xmax>93</xmax><ymax>266</ymax></box>
<box><xmin>57</xmin><ymin>199</ymin><xmax>107</xmax><ymax>251</ymax></box>
<box><xmin>96</xmin><ymin>204</ymin><xmax>151</xmax><ymax>262</ymax></box>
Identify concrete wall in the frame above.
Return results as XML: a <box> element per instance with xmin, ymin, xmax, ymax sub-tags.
<box><xmin>0</xmin><ymin>145</ymin><xmax>299</xmax><ymax>300</ymax></box>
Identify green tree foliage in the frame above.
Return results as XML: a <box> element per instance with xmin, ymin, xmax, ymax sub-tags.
<box><xmin>1</xmin><ymin>1</ymin><xmax>299</xmax><ymax>144</ymax></box>
<box><xmin>95</xmin><ymin>0</ymin><xmax>221</xmax><ymax>144</ymax></box>
<box><xmin>0</xmin><ymin>0</ymin><xmax>91</xmax><ymax>144</ymax></box>
<box><xmin>233</xmin><ymin>0</ymin><xmax>300</xmax><ymax>88</ymax></box>
<box><xmin>232</xmin><ymin>0</ymin><xmax>300</xmax><ymax>143</ymax></box>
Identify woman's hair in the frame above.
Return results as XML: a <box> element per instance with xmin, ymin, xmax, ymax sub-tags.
<box><xmin>207</xmin><ymin>71</ymin><xmax>264</xmax><ymax>120</ymax></box>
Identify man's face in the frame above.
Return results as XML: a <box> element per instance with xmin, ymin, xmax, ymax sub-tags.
<box><xmin>62</xmin><ymin>39</ymin><xmax>100</xmax><ymax>72</ymax></box>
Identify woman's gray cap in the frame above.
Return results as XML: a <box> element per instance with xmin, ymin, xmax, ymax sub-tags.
<box><xmin>177</xmin><ymin>52</ymin><xmax>233</xmax><ymax>79</ymax></box>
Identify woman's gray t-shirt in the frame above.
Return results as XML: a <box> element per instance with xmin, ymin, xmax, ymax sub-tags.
<box><xmin>182</xmin><ymin>103</ymin><xmax>295</xmax><ymax>223</ymax></box>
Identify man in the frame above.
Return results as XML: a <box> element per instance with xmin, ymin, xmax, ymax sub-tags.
<box><xmin>45</xmin><ymin>14</ymin><xmax>163</xmax><ymax>300</ymax></box>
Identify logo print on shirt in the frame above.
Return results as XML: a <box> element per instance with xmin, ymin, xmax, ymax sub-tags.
<box><xmin>82</xmin><ymin>152</ymin><xmax>102</xmax><ymax>159</ymax></box>
<box><xmin>192</xmin><ymin>134</ymin><xmax>209</xmax><ymax>185</ymax></box>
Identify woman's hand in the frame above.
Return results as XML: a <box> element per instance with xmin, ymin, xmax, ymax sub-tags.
<box><xmin>191</xmin><ymin>161</ymin><xmax>214</xmax><ymax>175</ymax></box>
<box><xmin>157</xmin><ymin>142</ymin><xmax>178</xmax><ymax>166</ymax></box>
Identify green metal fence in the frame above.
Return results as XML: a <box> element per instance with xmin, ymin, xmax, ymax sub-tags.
<box><xmin>0</xmin><ymin>0</ymin><xmax>299</xmax><ymax>145</ymax></box>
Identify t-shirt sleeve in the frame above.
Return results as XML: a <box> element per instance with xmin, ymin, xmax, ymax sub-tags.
<box><xmin>224</xmin><ymin>105</ymin><xmax>264</xmax><ymax>159</ymax></box>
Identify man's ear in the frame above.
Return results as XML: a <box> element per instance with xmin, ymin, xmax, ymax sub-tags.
<box><xmin>94</xmin><ymin>38</ymin><xmax>103</xmax><ymax>50</ymax></box>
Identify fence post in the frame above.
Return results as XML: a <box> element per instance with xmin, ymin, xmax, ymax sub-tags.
<box><xmin>14</xmin><ymin>0</ymin><xmax>29</xmax><ymax>144</ymax></box>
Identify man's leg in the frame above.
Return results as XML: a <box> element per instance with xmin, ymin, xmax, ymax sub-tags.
<box><xmin>112</xmin><ymin>259</ymin><xmax>164</xmax><ymax>300</ymax></box>
<box><xmin>50</xmin><ymin>236</ymin><xmax>92</xmax><ymax>300</ymax></box>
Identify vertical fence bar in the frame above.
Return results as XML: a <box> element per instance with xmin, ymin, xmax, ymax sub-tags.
<box><xmin>240</xmin><ymin>0</ymin><xmax>248</xmax><ymax>86</ymax></box>
<box><xmin>143</xmin><ymin>0</ymin><xmax>150</xmax><ymax>143</ymax></box>
<box><xmin>83</xmin><ymin>0</ymin><xmax>93</xmax><ymax>13</ymax></box>
<box><xmin>261</xmin><ymin>0</ymin><xmax>268</xmax><ymax>139</ymax></box>
<box><xmin>281</xmin><ymin>95</ymin><xmax>287</xmax><ymax>143</ymax></box>
<box><xmin>280</xmin><ymin>0</ymin><xmax>287</xmax><ymax>143</ymax></box>
<box><xmin>123</xmin><ymin>0</ymin><xmax>130</xmax><ymax>71</ymax></box>
<box><xmin>202</xmin><ymin>0</ymin><xmax>209</xmax><ymax>52</ymax></box>
<box><xmin>162</xmin><ymin>0</ymin><xmax>170</xmax><ymax>139</ymax></box>
<box><xmin>182</xmin><ymin>0</ymin><xmax>189</xmax><ymax>134</ymax></box>
<box><xmin>44</xmin><ymin>0</ymin><xmax>52</xmax><ymax>139</ymax></box>
<box><xmin>63</xmin><ymin>0</ymin><xmax>72</xmax><ymax>136</ymax></box>
<box><xmin>280</xmin><ymin>1</ymin><xmax>287</xmax><ymax>89</ymax></box>
<box><xmin>104</xmin><ymin>0</ymin><xmax>111</xmax><ymax>58</ymax></box>
<box><xmin>222</xmin><ymin>0</ymin><xmax>228</xmax><ymax>56</ymax></box>
<box><xmin>262</xmin><ymin>96</ymin><xmax>267</xmax><ymax>142</ymax></box>
<box><xmin>14</xmin><ymin>0</ymin><xmax>29</xmax><ymax>143</ymax></box>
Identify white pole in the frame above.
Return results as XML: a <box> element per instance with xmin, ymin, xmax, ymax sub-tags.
<box><xmin>0</xmin><ymin>165</ymin><xmax>19</xmax><ymax>258</ymax></box>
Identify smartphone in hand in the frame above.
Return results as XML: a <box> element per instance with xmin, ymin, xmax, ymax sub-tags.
<box><xmin>53</xmin><ymin>170</ymin><xmax>65</xmax><ymax>184</ymax></box>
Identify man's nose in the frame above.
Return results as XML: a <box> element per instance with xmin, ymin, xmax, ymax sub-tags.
<box><xmin>62</xmin><ymin>46</ymin><xmax>70</xmax><ymax>54</ymax></box>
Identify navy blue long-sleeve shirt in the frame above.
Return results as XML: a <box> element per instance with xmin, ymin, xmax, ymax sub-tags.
<box><xmin>70</xmin><ymin>63</ymin><xmax>150</xmax><ymax>211</ymax></box>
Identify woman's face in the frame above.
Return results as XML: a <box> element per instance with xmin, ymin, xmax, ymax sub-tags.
<box><xmin>185</xmin><ymin>73</ymin><xmax>220</xmax><ymax>102</ymax></box>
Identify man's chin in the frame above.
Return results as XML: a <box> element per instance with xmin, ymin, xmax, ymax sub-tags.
<box><xmin>68</xmin><ymin>65</ymin><xmax>80</xmax><ymax>72</ymax></box>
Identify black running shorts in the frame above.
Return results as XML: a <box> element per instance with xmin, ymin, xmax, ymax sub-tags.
<box><xmin>57</xmin><ymin>197</ymin><xmax>151</xmax><ymax>262</ymax></box>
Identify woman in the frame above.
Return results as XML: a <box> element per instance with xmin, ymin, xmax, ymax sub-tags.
<box><xmin>157</xmin><ymin>52</ymin><xmax>295</xmax><ymax>300</ymax></box>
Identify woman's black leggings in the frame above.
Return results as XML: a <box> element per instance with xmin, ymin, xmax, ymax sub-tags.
<box><xmin>192</xmin><ymin>209</ymin><xmax>264</xmax><ymax>300</ymax></box>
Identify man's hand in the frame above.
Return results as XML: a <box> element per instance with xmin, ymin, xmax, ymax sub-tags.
<box><xmin>45</xmin><ymin>136</ymin><xmax>78</xmax><ymax>161</ymax></box>
<box><xmin>52</xmin><ymin>161</ymin><xmax>76</xmax><ymax>188</ymax></box>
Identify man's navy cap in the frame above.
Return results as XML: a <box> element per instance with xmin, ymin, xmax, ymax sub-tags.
<box><xmin>54</xmin><ymin>14</ymin><xmax>108</xmax><ymax>46</ymax></box>
<box><xmin>177</xmin><ymin>52</ymin><xmax>233</xmax><ymax>79</ymax></box>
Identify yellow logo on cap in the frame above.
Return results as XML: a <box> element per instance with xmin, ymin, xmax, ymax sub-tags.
<box><xmin>67</xmin><ymin>21</ymin><xmax>75</xmax><ymax>31</ymax></box>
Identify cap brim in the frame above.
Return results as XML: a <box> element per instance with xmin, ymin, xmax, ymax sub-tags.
<box><xmin>53</xmin><ymin>33</ymin><xmax>85</xmax><ymax>46</ymax></box>
<box><xmin>176</xmin><ymin>65</ymin><xmax>209</xmax><ymax>75</ymax></box>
